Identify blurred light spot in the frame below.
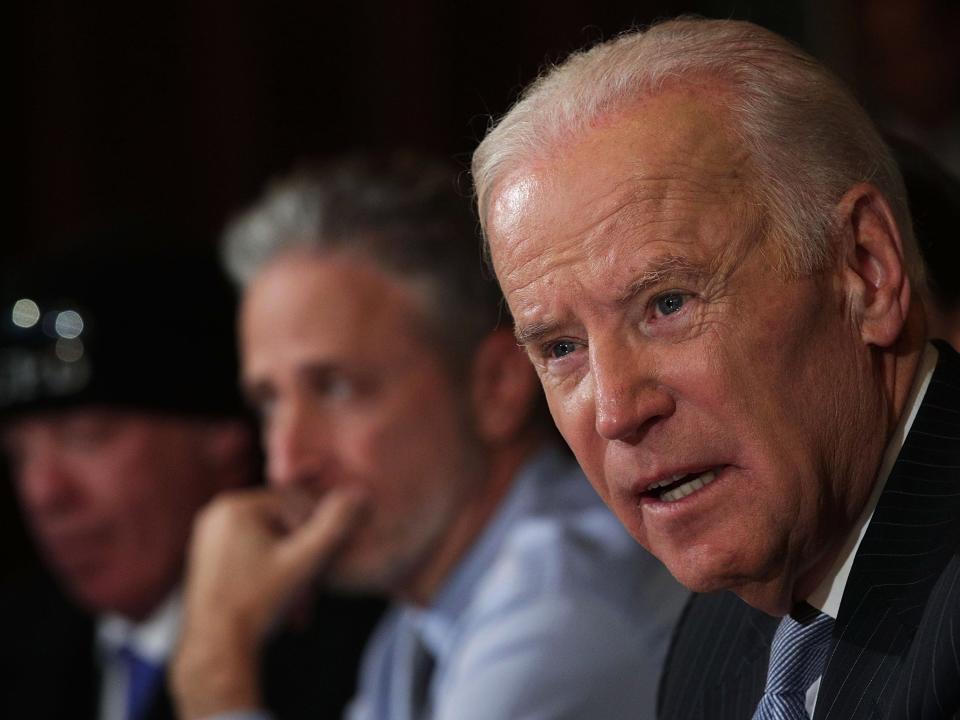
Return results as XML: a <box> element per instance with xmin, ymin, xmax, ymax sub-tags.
<box><xmin>55</xmin><ymin>338</ymin><xmax>85</xmax><ymax>363</ymax></box>
<box><xmin>55</xmin><ymin>310</ymin><xmax>84</xmax><ymax>339</ymax></box>
<box><xmin>11</xmin><ymin>299</ymin><xmax>40</xmax><ymax>328</ymax></box>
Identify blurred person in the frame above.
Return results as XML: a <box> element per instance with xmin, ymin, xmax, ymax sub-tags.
<box><xmin>0</xmin><ymin>235</ymin><xmax>380</xmax><ymax>720</ymax></box>
<box><xmin>890</xmin><ymin>136</ymin><xmax>960</xmax><ymax>350</ymax></box>
<box><xmin>171</xmin><ymin>153</ymin><xmax>688</xmax><ymax>720</ymax></box>
<box><xmin>474</xmin><ymin>17</ymin><xmax>960</xmax><ymax>720</ymax></box>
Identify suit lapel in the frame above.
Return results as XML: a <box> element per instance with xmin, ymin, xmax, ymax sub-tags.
<box><xmin>702</xmin><ymin>600</ymin><xmax>779</xmax><ymax>719</ymax></box>
<box><xmin>659</xmin><ymin>590</ymin><xmax>779</xmax><ymax>719</ymax></box>
<box><xmin>815</xmin><ymin>343</ymin><xmax>960</xmax><ymax>720</ymax></box>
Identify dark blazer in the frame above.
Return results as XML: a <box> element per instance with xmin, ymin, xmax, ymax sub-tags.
<box><xmin>0</xmin><ymin>568</ymin><xmax>383</xmax><ymax>720</ymax></box>
<box><xmin>659</xmin><ymin>342</ymin><xmax>960</xmax><ymax>720</ymax></box>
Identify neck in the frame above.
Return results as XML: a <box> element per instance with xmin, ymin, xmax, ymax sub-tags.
<box><xmin>400</xmin><ymin>434</ymin><xmax>544</xmax><ymax>606</ymax></box>
<box><xmin>884</xmin><ymin>304</ymin><xmax>928</xmax><ymax>428</ymax></box>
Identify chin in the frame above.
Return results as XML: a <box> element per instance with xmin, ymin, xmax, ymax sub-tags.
<box><xmin>325</xmin><ymin>550</ymin><xmax>403</xmax><ymax>595</ymax></box>
<box><xmin>661</xmin><ymin>544</ymin><xmax>759</xmax><ymax>594</ymax></box>
<box><xmin>666</xmin><ymin>564</ymin><xmax>732</xmax><ymax>594</ymax></box>
<box><xmin>73</xmin><ymin>584</ymin><xmax>147</xmax><ymax>619</ymax></box>
<box><xmin>69</xmin><ymin>567</ymin><xmax>173</xmax><ymax>620</ymax></box>
<box><xmin>675</xmin><ymin>557</ymin><xmax>795</xmax><ymax>616</ymax></box>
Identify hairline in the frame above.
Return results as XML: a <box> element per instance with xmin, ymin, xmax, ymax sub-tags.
<box><xmin>473</xmin><ymin>18</ymin><xmax>924</xmax><ymax>289</ymax></box>
<box><xmin>237</xmin><ymin>238</ymin><xmax>486</xmax><ymax>380</ymax></box>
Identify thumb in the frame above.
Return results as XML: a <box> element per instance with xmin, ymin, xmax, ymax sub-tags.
<box><xmin>274</xmin><ymin>487</ymin><xmax>365</xmax><ymax>584</ymax></box>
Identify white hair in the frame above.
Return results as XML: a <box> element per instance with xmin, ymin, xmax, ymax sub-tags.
<box><xmin>473</xmin><ymin>17</ymin><xmax>922</xmax><ymax>282</ymax></box>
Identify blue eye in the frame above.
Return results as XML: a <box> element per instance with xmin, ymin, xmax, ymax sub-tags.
<box><xmin>549</xmin><ymin>340</ymin><xmax>578</xmax><ymax>359</ymax></box>
<box><xmin>655</xmin><ymin>293</ymin><xmax>686</xmax><ymax>316</ymax></box>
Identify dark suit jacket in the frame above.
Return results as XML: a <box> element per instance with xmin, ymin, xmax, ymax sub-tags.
<box><xmin>659</xmin><ymin>342</ymin><xmax>960</xmax><ymax>720</ymax></box>
<box><xmin>0</xmin><ymin>568</ymin><xmax>383</xmax><ymax>720</ymax></box>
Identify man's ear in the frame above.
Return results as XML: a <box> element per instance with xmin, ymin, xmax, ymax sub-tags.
<box><xmin>836</xmin><ymin>183</ymin><xmax>911</xmax><ymax>348</ymax></box>
<box><xmin>470</xmin><ymin>328</ymin><xmax>541</xmax><ymax>445</ymax></box>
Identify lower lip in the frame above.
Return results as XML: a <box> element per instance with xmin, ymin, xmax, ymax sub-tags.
<box><xmin>638</xmin><ymin>466</ymin><xmax>731</xmax><ymax>516</ymax></box>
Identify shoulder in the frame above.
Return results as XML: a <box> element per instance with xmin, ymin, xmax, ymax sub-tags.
<box><xmin>885</xmin><ymin>551</ymin><xmax>960</xmax><ymax>716</ymax></box>
<box><xmin>471</xmin><ymin>456</ymin><xmax>686</xmax><ymax>623</ymax></box>
<box><xmin>433</xmin><ymin>458</ymin><xmax>688</xmax><ymax>719</ymax></box>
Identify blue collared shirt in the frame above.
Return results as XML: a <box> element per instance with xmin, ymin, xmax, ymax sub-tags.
<box><xmin>345</xmin><ymin>446</ymin><xmax>688</xmax><ymax>720</ymax></box>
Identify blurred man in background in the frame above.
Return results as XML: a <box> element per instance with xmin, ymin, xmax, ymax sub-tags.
<box><xmin>0</xmin><ymin>234</ymin><xmax>379</xmax><ymax>720</ymax></box>
<box><xmin>172</xmin><ymin>153</ymin><xmax>688</xmax><ymax>720</ymax></box>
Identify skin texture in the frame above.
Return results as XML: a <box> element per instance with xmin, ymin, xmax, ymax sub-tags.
<box><xmin>485</xmin><ymin>88</ymin><xmax>922</xmax><ymax>615</ymax></box>
<box><xmin>3</xmin><ymin>409</ymin><xmax>250</xmax><ymax>620</ymax></box>
<box><xmin>173</xmin><ymin>248</ymin><xmax>539</xmax><ymax>718</ymax></box>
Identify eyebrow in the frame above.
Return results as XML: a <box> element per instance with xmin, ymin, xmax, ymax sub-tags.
<box><xmin>514</xmin><ymin>319</ymin><xmax>563</xmax><ymax>348</ymax></box>
<box><xmin>617</xmin><ymin>255</ymin><xmax>707</xmax><ymax>303</ymax></box>
<box><xmin>513</xmin><ymin>254</ymin><xmax>708</xmax><ymax>348</ymax></box>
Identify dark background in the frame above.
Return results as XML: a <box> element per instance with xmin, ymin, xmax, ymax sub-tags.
<box><xmin>12</xmin><ymin>0</ymin><xmax>957</xmax><ymax>260</ymax></box>
<box><xmin>5</xmin><ymin>0</ymin><xmax>959</xmax><ymax>574</ymax></box>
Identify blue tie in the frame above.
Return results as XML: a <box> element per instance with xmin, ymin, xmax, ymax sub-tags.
<box><xmin>117</xmin><ymin>645</ymin><xmax>165</xmax><ymax>720</ymax></box>
<box><xmin>752</xmin><ymin>605</ymin><xmax>834</xmax><ymax>720</ymax></box>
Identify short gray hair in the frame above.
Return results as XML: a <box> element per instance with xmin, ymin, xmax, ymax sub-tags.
<box><xmin>223</xmin><ymin>152</ymin><xmax>504</xmax><ymax>372</ymax></box>
<box><xmin>473</xmin><ymin>17</ymin><xmax>922</xmax><ymax>283</ymax></box>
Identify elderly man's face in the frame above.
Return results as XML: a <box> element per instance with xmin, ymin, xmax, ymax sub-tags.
<box><xmin>241</xmin><ymin>250</ymin><xmax>486</xmax><ymax>597</ymax></box>
<box><xmin>3</xmin><ymin>410</ymin><xmax>236</xmax><ymax>619</ymax></box>
<box><xmin>486</xmin><ymin>90</ymin><xmax>881</xmax><ymax>612</ymax></box>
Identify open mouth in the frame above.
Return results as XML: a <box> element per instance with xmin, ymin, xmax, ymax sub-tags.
<box><xmin>643</xmin><ymin>468</ymin><xmax>720</xmax><ymax>503</ymax></box>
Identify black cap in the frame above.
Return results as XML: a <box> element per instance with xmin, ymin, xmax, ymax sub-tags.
<box><xmin>0</xmin><ymin>234</ymin><xmax>244</xmax><ymax>420</ymax></box>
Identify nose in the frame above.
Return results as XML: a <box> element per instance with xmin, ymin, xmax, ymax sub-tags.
<box><xmin>590</xmin><ymin>340</ymin><xmax>676</xmax><ymax>442</ymax></box>
<box><xmin>265</xmin><ymin>398</ymin><xmax>329</xmax><ymax>491</ymax></box>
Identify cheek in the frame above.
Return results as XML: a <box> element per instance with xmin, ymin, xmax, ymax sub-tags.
<box><xmin>546</xmin><ymin>380</ymin><xmax>594</xmax><ymax>447</ymax></box>
<box><xmin>116</xmin><ymin>460</ymin><xmax>206</xmax><ymax>563</ymax></box>
<box><xmin>339</xmin><ymin>400</ymin><xmax>454</xmax><ymax>497</ymax></box>
<box><xmin>548</xmin><ymin>391</ymin><xmax>616</xmax><ymax>505</ymax></box>
<box><xmin>328</xmin><ymin>412</ymin><xmax>388</xmax><ymax>483</ymax></box>
<box><xmin>674</xmin><ymin>331</ymin><xmax>785</xmax><ymax>440</ymax></box>
<box><xmin>355</xmin><ymin>407</ymin><xmax>408</xmax><ymax>457</ymax></box>
<box><xmin>115</xmin><ymin>490</ymin><xmax>190</xmax><ymax>567</ymax></box>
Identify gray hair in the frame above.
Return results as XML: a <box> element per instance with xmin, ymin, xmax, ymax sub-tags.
<box><xmin>473</xmin><ymin>17</ymin><xmax>922</xmax><ymax>283</ymax></box>
<box><xmin>223</xmin><ymin>152</ymin><xmax>504</xmax><ymax>372</ymax></box>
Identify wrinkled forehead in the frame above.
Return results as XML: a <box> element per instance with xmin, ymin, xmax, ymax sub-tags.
<box><xmin>239</xmin><ymin>248</ymin><xmax>463</xmax><ymax>384</ymax></box>
<box><xmin>487</xmin><ymin>90</ymin><xmax>755</xmax><ymax>296</ymax></box>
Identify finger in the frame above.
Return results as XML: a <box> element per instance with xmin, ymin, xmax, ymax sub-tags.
<box><xmin>192</xmin><ymin>488</ymin><xmax>284</xmax><ymax>548</ymax></box>
<box><xmin>274</xmin><ymin>487</ymin><xmax>366</xmax><ymax>582</ymax></box>
<box><xmin>274</xmin><ymin>486</ymin><xmax>326</xmax><ymax>532</ymax></box>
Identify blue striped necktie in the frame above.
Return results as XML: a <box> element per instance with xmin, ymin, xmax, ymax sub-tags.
<box><xmin>752</xmin><ymin>605</ymin><xmax>834</xmax><ymax>720</ymax></box>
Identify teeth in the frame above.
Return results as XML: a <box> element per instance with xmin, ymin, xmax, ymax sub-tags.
<box><xmin>648</xmin><ymin>473</ymin><xmax>686</xmax><ymax>490</ymax></box>
<box><xmin>660</xmin><ymin>470</ymin><xmax>717</xmax><ymax>503</ymax></box>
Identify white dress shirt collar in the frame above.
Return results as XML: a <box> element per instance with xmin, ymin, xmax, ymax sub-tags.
<box><xmin>96</xmin><ymin>588</ymin><xmax>183</xmax><ymax>663</ymax></box>
<box><xmin>95</xmin><ymin>589</ymin><xmax>182</xmax><ymax>720</ymax></box>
